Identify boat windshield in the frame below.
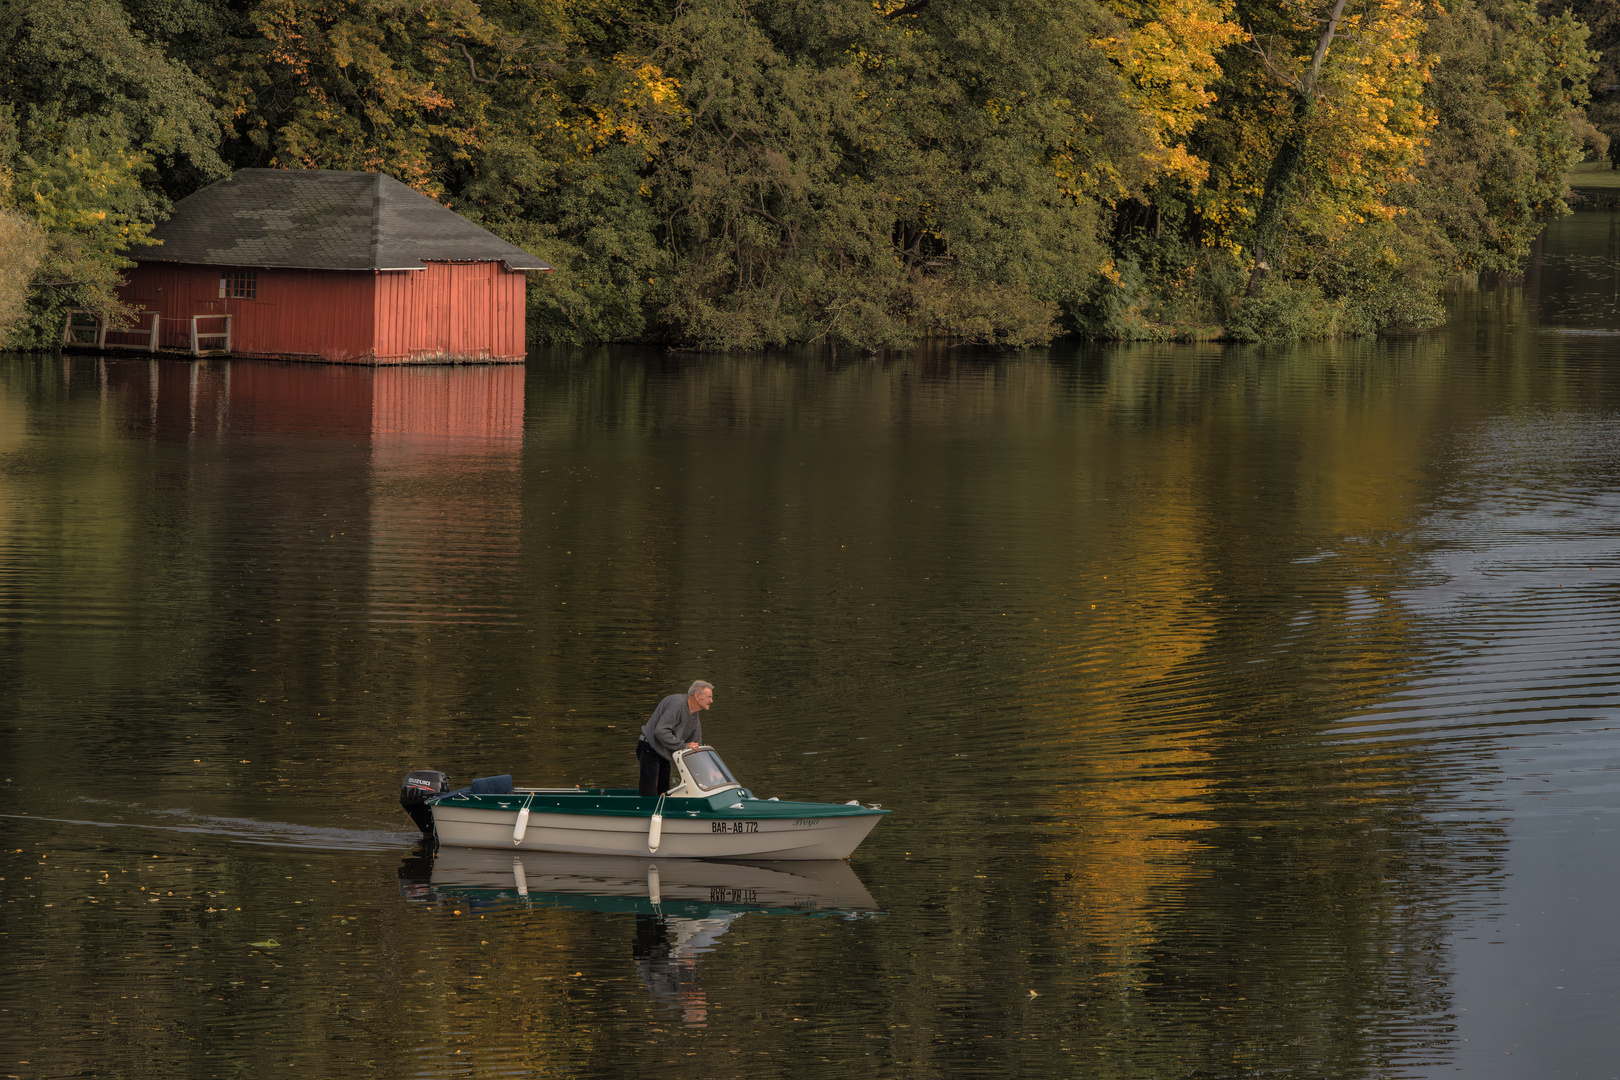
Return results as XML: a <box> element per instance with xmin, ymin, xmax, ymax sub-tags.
<box><xmin>683</xmin><ymin>750</ymin><xmax>737</xmax><ymax>791</ymax></box>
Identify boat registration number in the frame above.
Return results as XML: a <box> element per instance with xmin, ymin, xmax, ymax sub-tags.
<box><xmin>711</xmin><ymin>820</ymin><xmax>759</xmax><ymax>834</ymax></box>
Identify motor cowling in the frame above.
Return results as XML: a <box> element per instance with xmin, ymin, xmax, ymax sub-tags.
<box><xmin>401</xmin><ymin>770</ymin><xmax>450</xmax><ymax>837</ymax></box>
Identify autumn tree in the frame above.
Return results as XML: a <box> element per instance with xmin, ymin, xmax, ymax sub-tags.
<box><xmin>648</xmin><ymin>0</ymin><xmax>1158</xmax><ymax>349</ymax></box>
<box><xmin>0</xmin><ymin>0</ymin><xmax>226</xmax><ymax>346</ymax></box>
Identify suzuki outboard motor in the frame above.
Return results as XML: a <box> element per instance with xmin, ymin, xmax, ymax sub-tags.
<box><xmin>401</xmin><ymin>770</ymin><xmax>450</xmax><ymax>838</ymax></box>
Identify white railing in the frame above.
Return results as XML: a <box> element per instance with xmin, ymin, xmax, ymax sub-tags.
<box><xmin>61</xmin><ymin>310</ymin><xmax>161</xmax><ymax>353</ymax></box>
<box><xmin>190</xmin><ymin>314</ymin><xmax>232</xmax><ymax>356</ymax></box>
<box><xmin>61</xmin><ymin>311</ymin><xmax>103</xmax><ymax>348</ymax></box>
<box><xmin>103</xmin><ymin>311</ymin><xmax>160</xmax><ymax>353</ymax></box>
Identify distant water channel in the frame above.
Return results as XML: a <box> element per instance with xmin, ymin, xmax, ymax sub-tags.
<box><xmin>8</xmin><ymin>213</ymin><xmax>1620</xmax><ymax>1079</ymax></box>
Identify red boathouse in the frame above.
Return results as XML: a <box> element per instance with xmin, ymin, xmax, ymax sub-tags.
<box><xmin>116</xmin><ymin>169</ymin><xmax>552</xmax><ymax>364</ymax></box>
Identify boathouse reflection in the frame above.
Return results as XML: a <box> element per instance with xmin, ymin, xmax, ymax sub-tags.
<box><xmin>93</xmin><ymin>357</ymin><xmax>526</xmax><ymax>631</ymax></box>
<box><xmin>94</xmin><ymin>356</ymin><xmax>523</xmax><ymax>441</ymax></box>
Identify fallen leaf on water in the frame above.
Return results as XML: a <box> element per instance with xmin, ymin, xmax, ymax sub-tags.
<box><xmin>249</xmin><ymin>940</ymin><xmax>281</xmax><ymax>949</ymax></box>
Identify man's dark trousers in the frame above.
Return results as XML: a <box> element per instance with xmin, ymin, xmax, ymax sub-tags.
<box><xmin>637</xmin><ymin>738</ymin><xmax>671</xmax><ymax>798</ymax></box>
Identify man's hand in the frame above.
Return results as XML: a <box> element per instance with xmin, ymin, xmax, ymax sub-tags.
<box><xmin>686</xmin><ymin>741</ymin><xmax>700</xmax><ymax>750</ymax></box>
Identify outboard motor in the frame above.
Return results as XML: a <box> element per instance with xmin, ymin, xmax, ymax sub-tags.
<box><xmin>401</xmin><ymin>770</ymin><xmax>450</xmax><ymax>838</ymax></box>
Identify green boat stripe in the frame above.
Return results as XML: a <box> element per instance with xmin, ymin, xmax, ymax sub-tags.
<box><xmin>430</xmin><ymin>792</ymin><xmax>889</xmax><ymax>821</ymax></box>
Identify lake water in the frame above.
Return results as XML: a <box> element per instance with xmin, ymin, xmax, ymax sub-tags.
<box><xmin>6</xmin><ymin>213</ymin><xmax>1620</xmax><ymax>1078</ymax></box>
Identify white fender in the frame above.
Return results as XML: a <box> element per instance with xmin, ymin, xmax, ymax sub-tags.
<box><xmin>512</xmin><ymin>806</ymin><xmax>530</xmax><ymax>845</ymax></box>
<box><xmin>513</xmin><ymin>857</ymin><xmax>529</xmax><ymax>897</ymax></box>
<box><xmin>648</xmin><ymin>812</ymin><xmax>663</xmax><ymax>853</ymax></box>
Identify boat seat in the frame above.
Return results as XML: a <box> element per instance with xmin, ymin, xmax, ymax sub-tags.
<box><xmin>470</xmin><ymin>774</ymin><xmax>514</xmax><ymax>795</ymax></box>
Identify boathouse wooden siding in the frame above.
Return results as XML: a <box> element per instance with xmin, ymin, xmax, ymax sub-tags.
<box><xmin>114</xmin><ymin>169</ymin><xmax>550</xmax><ymax>365</ymax></box>
<box><xmin>121</xmin><ymin>261</ymin><xmax>528</xmax><ymax>363</ymax></box>
<box><xmin>372</xmin><ymin>262</ymin><xmax>527</xmax><ymax>362</ymax></box>
<box><xmin>123</xmin><ymin>264</ymin><xmax>377</xmax><ymax>360</ymax></box>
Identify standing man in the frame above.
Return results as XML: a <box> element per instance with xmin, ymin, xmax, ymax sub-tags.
<box><xmin>637</xmin><ymin>681</ymin><xmax>714</xmax><ymax>797</ymax></box>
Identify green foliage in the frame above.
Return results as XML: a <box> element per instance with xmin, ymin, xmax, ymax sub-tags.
<box><xmin>1224</xmin><ymin>279</ymin><xmax>1338</xmax><ymax>342</ymax></box>
<box><xmin>0</xmin><ymin>207</ymin><xmax>46</xmax><ymax>341</ymax></box>
<box><xmin>1551</xmin><ymin>0</ymin><xmax>1620</xmax><ymax>158</ymax></box>
<box><xmin>648</xmin><ymin>0</ymin><xmax>1144</xmax><ymax>350</ymax></box>
<box><xmin>1069</xmin><ymin>204</ymin><xmax>1245</xmax><ymax>340</ymax></box>
<box><xmin>1415</xmin><ymin>0</ymin><xmax>1596</xmax><ymax>272</ymax></box>
<box><xmin>502</xmin><ymin>146</ymin><xmax>669</xmax><ymax>346</ymax></box>
<box><xmin>0</xmin><ymin>104</ymin><xmax>166</xmax><ymax>347</ymax></box>
<box><xmin>0</xmin><ymin>0</ymin><xmax>227</xmax><ymax>194</ymax></box>
<box><xmin>0</xmin><ymin>0</ymin><xmax>225</xmax><ymax>345</ymax></box>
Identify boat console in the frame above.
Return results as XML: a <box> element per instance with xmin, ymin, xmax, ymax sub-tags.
<box><xmin>665</xmin><ymin>746</ymin><xmax>747</xmax><ymax>799</ymax></box>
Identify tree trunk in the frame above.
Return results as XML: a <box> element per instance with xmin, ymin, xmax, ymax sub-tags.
<box><xmin>1245</xmin><ymin>94</ymin><xmax>1313</xmax><ymax>297</ymax></box>
<box><xmin>1243</xmin><ymin>0</ymin><xmax>1346</xmax><ymax>297</ymax></box>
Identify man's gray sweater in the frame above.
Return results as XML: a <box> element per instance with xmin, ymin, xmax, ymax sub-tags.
<box><xmin>640</xmin><ymin>694</ymin><xmax>702</xmax><ymax>759</ymax></box>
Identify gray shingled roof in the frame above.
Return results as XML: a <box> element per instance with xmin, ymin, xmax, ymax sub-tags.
<box><xmin>140</xmin><ymin>169</ymin><xmax>552</xmax><ymax>272</ymax></box>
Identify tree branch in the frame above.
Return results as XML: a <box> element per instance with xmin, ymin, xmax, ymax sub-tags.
<box><xmin>458</xmin><ymin>42</ymin><xmax>495</xmax><ymax>84</ymax></box>
<box><xmin>1306</xmin><ymin>0</ymin><xmax>1349</xmax><ymax>93</ymax></box>
<box><xmin>1241</xmin><ymin>28</ymin><xmax>1304</xmax><ymax>94</ymax></box>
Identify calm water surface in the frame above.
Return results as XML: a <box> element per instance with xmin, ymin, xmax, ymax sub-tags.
<box><xmin>7</xmin><ymin>214</ymin><xmax>1620</xmax><ymax>1078</ymax></box>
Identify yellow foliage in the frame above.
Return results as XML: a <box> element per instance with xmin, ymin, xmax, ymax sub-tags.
<box><xmin>580</xmin><ymin>59</ymin><xmax>684</xmax><ymax>154</ymax></box>
<box><xmin>1095</xmin><ymin>0</ymin><xmax>1245</xmax><ymax>186</ymax></box>
<box><xmin>1305</xmin><ymin>0</ymin><xmax>1435</xmax><ymax>216</ymax></box>
<box><xmin>1193</xmin><ymin>0</ymin><xmax>1435</xmax><ymax>254</ymax></box>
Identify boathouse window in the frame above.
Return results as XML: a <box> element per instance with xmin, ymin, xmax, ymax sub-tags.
<box><xmin>218</xmin><ymin>270</ymin><xmax>257</xmax><ymax>300</ymax></box>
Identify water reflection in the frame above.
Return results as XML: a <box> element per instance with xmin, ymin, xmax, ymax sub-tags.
<box><xmin>397</xmin><ymin>849</ymin><xmax>880</xmax><ymax>1028</ymax></box>
<box><xmin>88</xmin><ymin>358</ymin><xmax>524</xmax><ymax>441</ymax></box>
<box><xmin>9</xmin><ymin>228</ymin><xmax>1620</xmax><ymax>1075</ymax></box>
<box><xmin>401</xmin><ymin>848</ymin><xmax>881</xmax><ymax>917</ymax></box>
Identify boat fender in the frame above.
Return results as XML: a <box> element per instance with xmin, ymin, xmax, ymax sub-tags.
<box><xmin>512</xmin><ymin>791</ymin><xmax>536</xmax><ymax>846</ymax></box>
<box><xmin>648</xmin><ymin>792</ymin><xmax>668</xmax><ymax>853</ymax></box>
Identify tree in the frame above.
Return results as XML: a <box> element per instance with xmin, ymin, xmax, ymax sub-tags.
<box><xmin>647</xmin><ymin>0</ymin><xmax>1157</xmax><ymax>349</ymax></box>
<box><xmin>0</xmin><ymin>207</ymin><xmax>47</xmax><ymax>340</ymax></box>
<box><xmin>0</xmin><ymin>0</ymin><xmax>227</xmax><ymax>344</ymax></box>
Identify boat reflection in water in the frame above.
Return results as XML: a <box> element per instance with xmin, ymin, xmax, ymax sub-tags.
<box><xmin>399</xmin><ymin>847</ymin><xmax>882</xmax><ymax>1026</ymax></box>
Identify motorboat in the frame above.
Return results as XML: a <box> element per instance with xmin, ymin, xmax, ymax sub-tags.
<box><xmin>399</xmin><ymin>745</ymin><xmax>889</xmax><ymax>860</ymax></box>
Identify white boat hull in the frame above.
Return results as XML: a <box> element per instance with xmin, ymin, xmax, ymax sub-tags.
<box><xmin>432</xmin><ymin>804</ymin><xmax>882</xmax><ymax>860</ymax></box>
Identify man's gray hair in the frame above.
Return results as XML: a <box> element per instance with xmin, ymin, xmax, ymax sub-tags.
<box><xmin>688</xmin><ymin>680</ymin><xmax>714</xmax><ymax>696</ymax></box>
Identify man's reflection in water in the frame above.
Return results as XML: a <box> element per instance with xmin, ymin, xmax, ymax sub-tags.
<box><xmin>633</xmin><ymin>911</ymin><xmax>744</xmax><ymax>1027</ymax></box>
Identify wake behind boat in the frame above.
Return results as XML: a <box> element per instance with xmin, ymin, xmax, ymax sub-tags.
<box><xmin>400</xmin><ymin>746</ymin><xmax>889</xmax><ymax>860</ymax></box>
